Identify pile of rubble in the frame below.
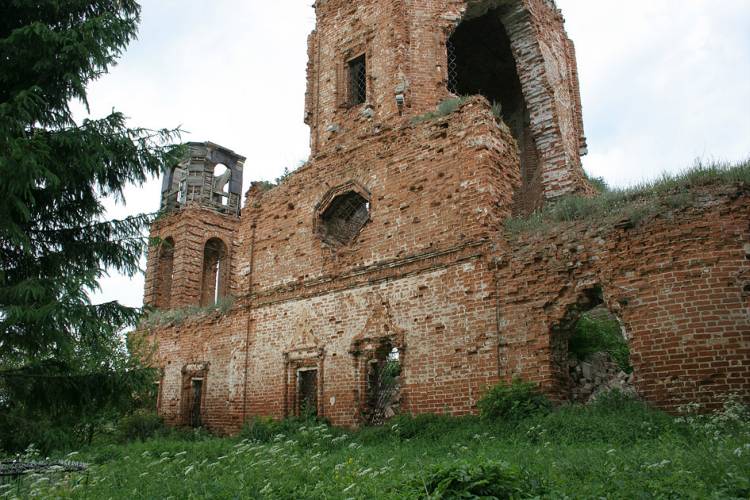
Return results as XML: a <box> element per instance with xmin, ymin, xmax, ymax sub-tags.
<box><xmin>569</xmin><ymin>352</ymin><xmax>635</xmax><ymax>403</ymax></box>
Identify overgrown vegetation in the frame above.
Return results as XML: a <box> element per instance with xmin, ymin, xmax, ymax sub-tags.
<box><xmin>411</xmin><ymin>96</ymin><xmax>471</xmax><ymax>124</ymax></box>
<box><xmin>139</xmin><ymin>296</ymin><xmax>235</xmax><ymax>328</ymax></box>
<box><xmin>477</xmin><ymin>379</ymin><xmax>551</xmax><ymax>422</ymax></box>
<box><xmin>569</xmin><ymin>309</ymin><xmax>632</xmax><ymax>373</ymax></box>
<box><xmin>4</xmin><ymin>388</ymin><xmax>749</xmax><ymax>498</ymax></box>
<box><xmin>506</xmin><ymin>159</ymin><xmax>750</xmax><ymax>235</ymax></box>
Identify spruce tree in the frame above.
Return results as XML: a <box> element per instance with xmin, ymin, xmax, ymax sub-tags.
<box><xmin>0</xmin><ymin>1</ymin><xmax>179</xmax><ymax>450</ymax></box>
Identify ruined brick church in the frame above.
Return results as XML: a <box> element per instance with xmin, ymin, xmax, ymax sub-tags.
<box><xmin>140</xmin><ymin>0</ymin><xmax>750</xmax><ymax>432</ymax></box>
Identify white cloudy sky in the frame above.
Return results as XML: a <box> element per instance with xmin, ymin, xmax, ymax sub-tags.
<box><xmin>82</xmin><ymin>0</ymin><xmax>750</xmax><ymax>308</ymax></box>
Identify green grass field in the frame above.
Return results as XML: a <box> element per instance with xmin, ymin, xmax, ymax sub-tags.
<box><xmin>3</xmin><ymin>393</ymin><xmax>749</xmax><ymax>499</ymax></box>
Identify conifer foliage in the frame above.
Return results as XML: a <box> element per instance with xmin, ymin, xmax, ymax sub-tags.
<box><xmin>0</xmin><ymin>1</ymin><xmax>180</xmax><ymax>450</ymax></box>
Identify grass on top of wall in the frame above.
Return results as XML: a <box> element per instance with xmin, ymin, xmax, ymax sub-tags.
<box><xmin>505</xmin><ymin>158</ymin><xmax>750</xmax><ymax>236</ymax></box>
<box><xmin>139</xmin><ymin>296</ymin><xmax>235</xmax><ymax>329</ymax></box>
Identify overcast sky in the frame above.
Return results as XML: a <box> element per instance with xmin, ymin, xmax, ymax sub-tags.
<box><xmin>81</xmin><ymin>0</ymin><xmax>750</xmax><ymax>308</ymax></box>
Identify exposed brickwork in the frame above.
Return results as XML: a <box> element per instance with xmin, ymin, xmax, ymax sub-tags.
<box><xmin>497</xmin><ymin>186</ymin><xmax>750</xmax><ymax>411</ymax></box>
<box><xmin>143</xmin><ymin>207</ymin><xmax>240</xmax><ymax>309</ymax></box>
<box><xmin>138</xmin><ymin>0</ymin><xmax>750</xmax><ymax>434</ymax></box>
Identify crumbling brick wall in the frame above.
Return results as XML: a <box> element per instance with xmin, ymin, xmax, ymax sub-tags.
<box><xmin>235</xmin><ymin>98</ymin><xmax>517</xmax><ymax>294</ymax></box>
<box><xmin>305</xmin><ymin>0</ymin><xmax>590</xmax><ymax>207</ymax></box>
<box><xmin>140</xmin><ymin>0</ymin><xmax>750</xmax><ymax>434</ymax></box>
<box><xmin>496</xmin><ymin>185</ymin><xmax>750</xmax><ymax>411</ymax></box>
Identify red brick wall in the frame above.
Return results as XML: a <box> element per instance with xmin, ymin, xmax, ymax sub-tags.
<box><xmin>497</xmin><ymin>186</ymin><xmax>750</xmax><ymax>411</ymax></box>
<box><xmin>305</xmin><ymin>0</ymin><xmax>590</xmax><ymax>203</ymax></box>
<box><xmin>145</xmin><ymin>185</ymin><xmax>749</xmax><ymax>433</ymax></box>
<box><xmin>144</xmin><ymin>206</ymin><xmax>240</xmax><ymax>309</ymax></box>
<box><xmin>139</xmin><ymin>0</ymin><xmax>750</xmax><ymax>434</ymax></box>
<box><xmin>236</xmin><ymin>98</ymin><xmax>518</xmax><ymax>294</ymax></box>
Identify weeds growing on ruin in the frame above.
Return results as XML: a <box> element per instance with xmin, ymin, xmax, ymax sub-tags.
<box><xmin>410</xmin><ymin>96</ymin><xmax>471</xmax><ymax>124</ymax></box>
<box><xmin>505</xmin><ymin>158</ymin><xmax>750</xmax><ymax>235</ymax></box>
<box><xmin>139</xmin><ymin>295</ymin><xmax>235</xmax><ymax>328</ymax></box>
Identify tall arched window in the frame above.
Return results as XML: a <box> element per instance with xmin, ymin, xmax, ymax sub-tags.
<box><xmin>201</xmin><ymin>238</ymin><xmax>229</xmax><ymax>306</ymax></box>
<box><xmin>155</xmin><ymin>237</ymin><xmax>175</xmax><ymax>309</ymax></box>
<box><xmin>212</xmin><ymin>163</ymin><xmax>231</xmax><ymax>206</ymax></box>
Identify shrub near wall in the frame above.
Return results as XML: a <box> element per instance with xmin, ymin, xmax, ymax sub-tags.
<box><xmin>477</xmin><ymin>380</ymin><xmax>551</xmax><ymax>422</ymax></box>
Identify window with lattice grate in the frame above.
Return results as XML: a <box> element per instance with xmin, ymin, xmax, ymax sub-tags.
<box><xmin>319</xmin><ymin>191</ymin><xmax>369</xmax><ymax>245</ymax></box>
<box><xmin>348</xmin><ymin>54</ymin><xmax>367</xmax><ymax>106</ymax></box>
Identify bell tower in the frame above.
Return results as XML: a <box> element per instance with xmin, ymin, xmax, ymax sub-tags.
<box><xmin>144</xmin><ymin>142</ymin><xmax>245</xmax><ymax>310</ymax></box>
<box><xmin>303</xmin><ymin>0</ymin><xmax>590</xmax><ymax>211</ymax></box>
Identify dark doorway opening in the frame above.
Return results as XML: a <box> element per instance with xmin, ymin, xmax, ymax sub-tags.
<box><xmin>447</xmin><ymin>9</ymin><xmax>541</xmax><ymax>213</ymax></box>
<box><xmin>190</xmin><ymin>378</ymin><xmax>203</xmax><ymax>428</ymax></box>
<box><xmin>297</xmin><ymin>369</ymin><xmax>318</xmax><ymax>418</ymax></box>
<box><xmin>364</xmin><ymin>344</ymin><xmax>401</xmax><ymax>425</ymax></box>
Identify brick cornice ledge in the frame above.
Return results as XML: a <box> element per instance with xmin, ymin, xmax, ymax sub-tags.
<box><xmin>248</xmin><ymin>239</ymin><xmax>490</xmax><ymax>308</ymax></box>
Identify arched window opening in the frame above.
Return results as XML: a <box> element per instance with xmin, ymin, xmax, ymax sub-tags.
<box><xmin>363</xmin><ymin>342</ymin><xmax>401</xmax><ymax>425</ymax></box>
<box><xmin>155</xmin><ymin>237</ymin><xmax>175</xmax><ymax>309</ymax></box>
<box><xmin>551</xmin><ymin>286</ymin><xmax>634</xmax><ymax>403</ymax></box>
<box><xmin>319</xmin><ymin>191</ymin><xmax>369</xmax><ymax>245</ymax></box>
<box><xmin>212</xmin><ymin>163</ymin><xmax>231</xmax><ymax>206</ymax></box>
<box><xmin>200</xmin><ymin>238</ymin><xmax>229</xmax><ymax>307</ymax></box>
<box><xmin>447</xmin><ymin>9</ymin><xmax>541</xmax><ymax>213</ymax></box>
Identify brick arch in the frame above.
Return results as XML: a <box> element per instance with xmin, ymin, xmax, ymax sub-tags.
<box><xmin>200</xmin><ymin>237</ymin><xmax>230</xmax><ymax>306</ymax></box>
<box><xmin>154</xmin><ymin>236</ymin><xmax>175</xmax><ymax>309</ymax></box>
<box><xmin>441</xmin><ymin>0</ymin><xmax>590</xmax><ymax>211</ymax></box>
<box><xmin>548</xmin><ymin>285</ymin><xmax>604</xmax><ymax>398</ymax></box>
<box><xmin>349</xmin><ymin>295</ymin><xmax>407</xmax><ymax>424</ymax></box>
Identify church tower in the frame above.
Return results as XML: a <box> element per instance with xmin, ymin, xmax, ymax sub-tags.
<box><xmin>304</xmin><ymin>0</ymin><xmax>589</xmax><ymax>214</ymax></box>
<box><xmin>143</xmin><ymin>141</ymin><xmax>245</xmax><ymax>310</ymax></box>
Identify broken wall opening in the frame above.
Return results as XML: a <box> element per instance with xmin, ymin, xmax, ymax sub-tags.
<box><xmin>363</xmin><ymin>342</ymin><xmax>401</xmax><ymax>425</ymax></box>
<box><xmin>200</xmin><ymin>238</ymin><xmax>229</xmax><ymax>306</ymax></box>
<box><xmin>447</xmin><ymin>7</ymin><xmax>542</xmax><ymax>214</ymax></box>
<box><xmin>212</xmin><ymin>163</ymin><xmax>231</xmax><ymax>206</ymax></box>
<box><xmin>551</xmin><ymin>286</ymin><xmax>634</xmax><ymax>403</ymax></box>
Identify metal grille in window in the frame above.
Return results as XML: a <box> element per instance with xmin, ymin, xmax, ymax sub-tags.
<box><xmin>321</xmin><ymin>191</ymin><xmax>369</xmax><ymax>245</ymax></box>
<box><xmin>348</xmin><ymin>55</ymin><xmax>367</xmax><ymax>106</ymax></box>
<box><xmin>447</xmin><ymin>39</ymin><xmax>458</xmax><ymax>94</ymax></box>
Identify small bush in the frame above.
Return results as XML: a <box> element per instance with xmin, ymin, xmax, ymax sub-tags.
<box><xmin>240</xmin><ymin>416</ymin><xmax>286</xmax><ymax>443</ymax></box>
<box><xmin>676</xmin><ymin>394</ymin><xmax>750</xmax><ymax>440</ymax></box>
<box><xmin>239</xmin><ymin>416</ymin><xmax>332</xmax><ymax>443</ymax></box>
<box><xmin>116</xmin><ymin>411</ymin><xmax>166</xmax><ymax>442</ymax></box>
<box><xmin>477</xmin><ymin>380</ymin><xmax>551</xmax><ymax>422</ymax></box>
<box><xmin>415</xmin><ymin>460</ymin><xmax>545</xmax><ymax>499</ymax></box>
<box><xmin>585</xmin><ymin>173</ymin><xmax>609</xmax><ymax>193</ymax></box>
